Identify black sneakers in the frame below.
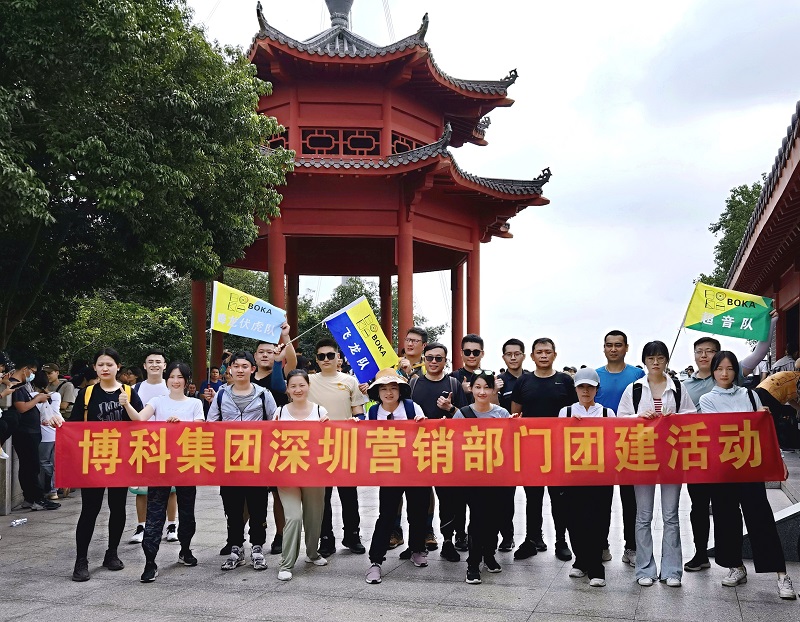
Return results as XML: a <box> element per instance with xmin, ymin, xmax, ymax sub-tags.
<box><xmin>219</xmin><ymin>543</ymin><xmax>232</xmax><ymax>556</ymax></box>
<box><xmin>270</xmin><ymin>534</ymin><xmax>283</xmax><ymax>555</ymax></box>
<box><xmin>179</xmin><ymin>549</ymin><xmax>198</xmax><ymax>566</ymax></box>
<box><xmin>498</xmin><ymin>537</ymin><xmax>515</xmax><ymax>552</ymax></box>
<box><xmin>484</xmin><ymin>556</ymin><xmax>502</xmax><ymax>573</ymax></box>
<box><xmin>683</xmin><ymin>553</ymin><xmax>711</xmax><ymax>572</ymax></box>
<box><xmin>342</xmin><ymin>532</ymin><xmax>365</xmax><ymax>554</ymax></box>
<box><xmin>465</xmin><ymin>566</ymin><xmax>482</xmax><ymax>584</ymax></box>
<box><xmin>72</xmin><ymin>558</ymin><xmax>90</xmax><ymax>582</ymax></box>
<box><xmin>555</xmin><ymin>541</ymin><xmax>573</xmax><ymax>561</ymax></box>
<box><xmin>319</xmin><ymin>535</ymin><xmax>336</xmax><ymax>557</ymax></box>
<box><xmin>440</xmin><ymin>540</ymin><xmax>460</xmax><ymax>562</ymax></box>
<box><xmin>514</xmin><ymin>540</ymin><xmax>539</xmax><ymax>560</ymax></box>
<box><xmin>532</xmin><ymin>534</ymin><xmax>547</xmax><ymax>552</ymax></box>
<box><xmin>102</xmin><ymin>550</ymin><xmax>124</xmax><ymax>571</ymax></box>
<box><xmin>454</xmin><ymin>534</ymin><xmax>469</xmax><ymax>552</ymax></box>
<box><xmin>140</xmin><ymin>562</ymin><xmax>158</xmax><ymax>583</ymax></box>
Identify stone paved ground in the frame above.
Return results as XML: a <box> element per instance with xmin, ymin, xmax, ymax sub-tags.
<box><xmin>1</xmin><ymin>465</ymin><xmax>799</xmax><ymax>622</ymax></box>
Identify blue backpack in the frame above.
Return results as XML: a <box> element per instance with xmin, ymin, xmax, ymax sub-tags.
<box><xmin>365</xmin><ymin>399</ymin><xmax>417</xmax><ymax>420</ymax></box>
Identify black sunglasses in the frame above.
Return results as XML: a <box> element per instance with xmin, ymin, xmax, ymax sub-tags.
<box><xmin>463</xmin><ymin>349</ymin><xmax>482</xmax><ymax>357</ymax></box>
<box><xmin>316</xmin><ymin>352</ymin><xmax>337</xmax><ymax>361</ymax></box>
<box><xmin>424</xmin><ymin>355</ymin><xmax>445</xmax><ymax>363</ymax></box>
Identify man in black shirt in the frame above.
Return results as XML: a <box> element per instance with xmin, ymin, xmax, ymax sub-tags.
<box><xmin>450</xmin><ymin>333</ymin><xmax>485</xmax><ymax>405</ymax></box>
<box><xmin>511</xmin><ymin>338</ymin><xmax>577</xmax><ymax>562</ymax></box>
<box><xmin>410</xmin><ymin>343</ymin><xmax>468</xmax><ymax>560</ymax></box>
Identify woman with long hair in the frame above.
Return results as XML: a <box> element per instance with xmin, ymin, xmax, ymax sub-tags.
<box><xmin>700</xmin><ymin>351</ymin><xmax>796</xmax><ymax>600</ymax></box>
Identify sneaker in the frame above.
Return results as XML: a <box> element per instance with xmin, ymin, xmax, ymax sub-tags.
<box><xmin>638</xmin><ymin>577</ymin><xmax>655</xmax><ymax>586</ymax></box>
<box><xmin>140</xmin><ymin>562</ymin><xmax>158</xmax><ymax>583</ymax></box>
<box><xmin>388</xmin><ymin>531</ymin><xmax>404</xmax><ymax>550</ymax></box>
<box><xmin>129</xmin><ymin>525</ymin><xmax>145</xmax><ymax>544</ymax></box>
<box><xmin>589</xmin><ymin>577</ymin><xmax>607</xmax><ymax>587</ymax></box>
<box><xmin>440</xmin><ymin>539</ymin><xmax>460</xmax><ymax>562</ymax></box>
<box><xmin>221</xmin><ymin>545</ymin><xmax>245</xmax><ymax>570</ymax></box>
<box><xmin>251</xmin><ymin>545</ymin><xmax>267</xmax><ymax>570</ymax></box>
<box><xmin>306</xmin><ymin>555</ymin><xmax>328</xmax><ymax>566</ymax></box>
<box><xmin>532</xmin><ymin>533</ymin><xmax>547</xmax><ymax>552</ymax></box>
<box><xmin>365</xmin><ymin>563</ymin><xmax>382</xmax><ymax>584</ymax></box>
<box><xmin>601</xmin><ymin>548</ymin><xmax>612</xmax><ymax>562</ymax></box>
<box><xmin>569</xmin><ymin>567</ymin><xmax>587</xmax><ymax>578</ymax></box>
<box><xmin>72</xmin><ymin>558</ymin><xmax>90</xmax><ymax>582</ymax></box>
<box><xmin>277</xmin><ymin>570</ymin><xmax>292</xmax><ymax>581</ymax></box>
<box><xmin>102</xmin><ymin>550</ymin><xmax>124</xmax><ymax>571</ymax></box>
<box><xmin>178</xmin><ymin>549</ymin><xmax>198</xmax><ymax>566</ymax></box>
<box><xmin>425</xmin><ymin>532</ymin><xmax>438</xmax><ymax>551</ymax></box>
<box><xmin>722</xmin><ymin>566</ymin><xmax>747</xmax><ymax>587</ymax></box>
<box><xmin>270</xmin><ymin>534</ymin><xmax>283</xmax><ymax>555</ymax></box>
<box><xmin>398</xmin><ymin>547</ymin><xmax>412</xmax><ymax>560</ymax></box>
<box><xmin>665</xmin><ymin>577</ymin><xmax>681</xmax><ymax>587</ymax></box>
<box><xmin>30</xmin><ymin>499</ymin><xmax>60</xmax><ymax>510</ymax></box>
<box><xmin>18</xmin><ymin>500</ymin><xmax>33</xmax><ymax>509</ymax></box>
<box><xmin>514</xmin><ymin>540</ymin><xmax>538</xmax><ymax>560</ymax></box>
<box><xmin>684</xmin><ymin>553</ymin><xmax>711</xmax><ymax>572</ymax></box>
<box><xmin>47</xmin><ymin>492</ymin><xmax>59</xmax><ymax>501</ymax></box>
<box><xmin>342</xmin><ymin>532</ymin><xmax>366</xmax><ymax>554</ymax></box>
<box><xmin>318</xmin><ymin>535</ymin><xmax>336</xmax><ymax>558</ymax></box>
<box><xmin>219</xmin><ymin>543</ymin><xmax>232</xmax><ymax>556</ymax></box>
<box><xmin>411</xmin><ymin>551</ymin><xmax>428</xmax><ymax>567</ymax></box>
<box><xmin>555</xmin><ymin>541</ymin><xmax>573</xmax><ymax>561</ymax></box>
<box><xmin>778</xmin><ymin>574</ymin><xmax>796</xmax><ymax>600</ymax></box>
<box><xmin>454</xmin><ymin>534</ymin><xmax>469</xmax><ymax>552</ymax></box>
<box><xmin>498</xmin><ymin>537</ymin><xmax>515</xmax><ymax>552</ymax></box>
<box><xmin>484</xmin><ymin>556</ymin><xmax>502</xmax><ymax>573</ymax></box>
<box><xmin>165</xmin><ymin>523</ymin><xmax>178</xmax><ymax>542</ymax></box>
<box><xmin>621</xmin><ymin>548</ymin><xmax>636</xmax><ymax>567</ymax></box>
<box><xmin>465</xmin><ymin>566</ymin><xmax>482</xmax><ymax>584</ymax></box>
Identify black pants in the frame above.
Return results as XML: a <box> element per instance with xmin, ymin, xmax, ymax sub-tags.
<box><xmin>75</xmin><ymin>487</ymin><xmax>128</xmax><ymax>559</ymax></box>
<box><xmin>498</xmin><ymin>487</ymin><xmax>516</xmax><ymax>541</ymax></box>
<box><xmin>619</xmin><ymin>485</ymin><xmax>637</xmax><ymax>551</ymax></box>
<box><xmin>755</xmin><ymin>388</ymin><xmax>800</xmax><ymax>448</ymax></box>
<box><xmin>369</xmin><ymin>486</ymin><xmax>430</xmax><ymax>563</ymax></box>
<box><xmin>524</xmin><ymin>485</ymin><xmax>568</xmax><ymax>543</ymax></box>
<box><xmin>436</xmin><ymin>486</ymin><xmax>467</xmax><ymax>540</ymax></box>
<box><xmin>12</xmin><ymin>430</ymin><xmax>42</xmax><ymax>503</ymax></box>
<box><xmin>711</xmin><ymin>482</ymin><xmax>786</xmax><ymax>573</ymax></box>
<box><xmin>221</xmin><ymin>486</ymin><xmax>268</xmax><ymax>547</ymax></box>
<box><xmin>465</xmin><ymin>487</ymin><xmax>501</xmax><ymax>567</ymax></box>
<box><xmin>567</xmin><ymin>486</ymin><xmax>613</xmax><ymax>579</ymax></box>
<box><xmin>687</xmin><ymin>483</ymin><xmax>712</xmax><ymax>555</ymax></box>
<box><xmin>321</xmin><ymin>486</ymin><xmax>360</xmax><ymax>539</ymax></box>
<box><xmin>143</xmin><ymin>486</ymin><xmax>197</xmax><ymax>563</ymax></box>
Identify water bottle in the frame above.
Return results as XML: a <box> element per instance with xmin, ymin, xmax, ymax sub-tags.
<box><xmin>10</xmin><ymin>518</ymin><xmax>28</xmax><ymax>527</ymax></box>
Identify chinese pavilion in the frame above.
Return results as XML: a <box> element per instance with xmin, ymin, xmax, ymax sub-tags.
<box><xmin>191</xmin><ymin>0</ymin><xmax>551</xmax><ymax>374</ymax></box>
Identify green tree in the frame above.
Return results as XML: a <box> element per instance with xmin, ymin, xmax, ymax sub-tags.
<box><xmin>697</xmin><ymin>174</ymin><xmax>765</xmax><ymax>287</ymax></box>
<box><xmin>0</xmin><ymin>0</ymin><xmax>294</xmax><ymax>349</ymax></box>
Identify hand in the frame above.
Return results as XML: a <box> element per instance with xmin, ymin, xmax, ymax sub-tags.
<box><xmin>461</xmin><ymin>378</ymin><xmax>471</xmax><ymax>394</ymax></box>
<box><xmin>351</xmin><ymin>416</ymin><xmax>361</xmax><ymax>422</ymax></box>
<box><xmin>641</xmin><ymin>409</ymin><xmax>658</xmax><ymax>420</ymax></box>
<box><xmin>320</xmin><ymin>414</ymin><xmax>329</xmax><ymax>423</ymax></box>
<box><xmin>572</xmin><ymin>413</ymin><xmax>583</xmax><ymax>421</ymax></box>
<box><xmin>46</xmin><ymin>415</ymin><xmax>64</xmax><ymax>428</ymax></box>
<box><xmin>437</xmin><ymin>392</ymin><xmax>453</xmax><ymax>412</ymax></box>
<box><xmin>166</xmin><ymin>416</ymin><xmax>181</xmax><ymax>423</ymax></box>
<box><xmin>118</xmin><ymin>392</ymin><xmax>129</xmax><ymax>406</ymax></box>
<box><xmin>414</xmin><ymin>414</ymin><xmax>427</xmax><ymax>422</ymax></box>
<box><xmin>495</xmin><ymin>377</ymin><xmax>504</xmax><ymax>391</ymax></box>
<box><xmin>203</xmin><ymin>387</ymin><xmax>215</xmax><ymax>403</ymax></box>
<box><xmin>760</xmin><ymin>406</ymin><xmax>771</xmax><ymax>412</ymax></box>
<box><xmin>510</xmin><ymin>411</ymin><xmax>522</xmax><ymax>418</ymax></box>
<box><xmin>399</xmin><ymin>357</ymin><xmax>412</xmax><ymax>374</ymax></box>
<box><xmin>358</xmin><ymin>382</ymin><xmax>368</xmax><ymax>395</ymax></box>
<box><xmin>783</xmin><ymin>460</ymin><xmax>789</xmax><ymax>480</ymax></box>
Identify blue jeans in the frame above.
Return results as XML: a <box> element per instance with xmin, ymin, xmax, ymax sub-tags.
<box><xmin>634</xmin><ymin>484</ymin><xmax>682</xmax><ymax>580</ymax></box>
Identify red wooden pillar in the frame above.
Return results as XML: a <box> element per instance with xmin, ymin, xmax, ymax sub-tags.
<box><xmin>268</xmin><ymin>217</ymin><xmax>286</xmax><ymax>309</ymax></box>
<box><xmin>466</xmin><ymin>228</ymin><xmax>481</xmax><ymax>334</ymax></box>
<box><xmin>286</xmin><ymin>272</ymin><xmax>299</xmax><ymax>336</ymax></box>
<box><xmin>191</xmin><ymin>279</ymin><xmax>208</xmax><ymax>383</ymax></box>
<box><xmin>397</xmin><ymin>216</ymin><xmax>414</xmax><ymax>342</ymax></box>
<box><xmin>210</xmin><ymin>272</ymin><xmax>224</xmax><ymax>367</ymax></box>
<box><xmin>451</xmin><ymin>263</ymin><xmax>464</xmax><ymax>370</ymax></box>
<box><xmin>379</xmin><ymin>272</ymin><xmax>393</xmax><ymax>347</ymax></box>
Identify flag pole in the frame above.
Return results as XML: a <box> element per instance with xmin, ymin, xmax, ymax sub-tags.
<box><xmin>289</xmin><ymin>320</ymin><xmax>326</xmax><ymax>344</ymax></box>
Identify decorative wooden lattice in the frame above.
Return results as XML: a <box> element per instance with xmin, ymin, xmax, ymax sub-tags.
<box><xmin>391</xmin><ymin>132</ymin><xmax>424</xmax><ymax>154</ymax></box>
<box><xmin>301</xmin><ymin>129</ymin><xmax>381</xmax><ymax>156</ymax></box>
<box><xmin>268</xmin><ymin>130</ymin><xmax>289</xmax><ymax>150</ymax></box>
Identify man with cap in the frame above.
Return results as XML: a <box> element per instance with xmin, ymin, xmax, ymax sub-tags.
<box><xmin>361</xmin><ymin>370</ymin><xmax>427</xmax><ymax>585</ymax></box>
<box><xmin>559</xmin><ymin>367</ymin><xmax>616</xmax><ymax>587</ymax></box>
<box><xmin>44</xmin><ymin>364</ymin><xmax>77</xmax><ymax>419</ymax></box>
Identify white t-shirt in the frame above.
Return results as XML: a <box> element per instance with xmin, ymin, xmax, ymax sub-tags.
<box><xmin>39</xmin><ymin>392</ymin><xmax>62</xmax><ymax>442</ymax></box>
<box><xmin>558</xmin><ymin>402</ymin><xmax>617</xmax><ymax>418</ymax></box>
<box><xmin>136</xmin><ymin>380</ymin><xmax>169</xmax><ymax>404</ymax></box>
<box><xmin>146</xmin><ymin>395</ymin><xmax>204</xmax><ymax>421</ymax></box>
<box><xmin>275</xmin><ymin>403</ymin><xmax>328</xmax><ymax>422</ymax></box>
<box><xmin>374</xmin><ymin>402</ymin><xmax>425</xmax><ymax>420</ymax></box>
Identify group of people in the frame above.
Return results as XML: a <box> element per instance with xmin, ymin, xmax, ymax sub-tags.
<box><xmin>1</xmin><ymin>320</ymin><xmax>797</xmax><ymax>599</ymax></box>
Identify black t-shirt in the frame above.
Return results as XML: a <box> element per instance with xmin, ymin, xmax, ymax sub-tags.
<box><xmin>511</xmin><ymin>371</ymin><xmax>577</xmax><ymax>418</ymax></box>
<box><xmin>11</xmin><ymin>383</ymin><xmax>43</xmax><ymax>434</ymax></box>
<box><xmin>69</xmin><ymin>385</ymin><xmax>143</xmax><ymax>422</ymax></box>
<box><xmin>410</xmin><ymin>375</ymin><xmax>467</xmax><ymax>419</ymax></box>
<box><xmin>252</xmin><ymin>372</ymin><xmax>289</xmax><ymax>407</ymax></box>
<box><xmin>451</xmin><ymin>368</ymin><xmax>476</xmax><ymax>404</ymax></box>
<box><xmin>498</xmin><ymin>370</ymin><xmax>530</xmax><ymax>412</ymax></box>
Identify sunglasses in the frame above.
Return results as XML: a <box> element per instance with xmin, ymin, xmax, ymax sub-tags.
<box><xmin>424</xmin><ymin>355</ymin><xmax>445</xmax><ymax>363</ymax></box>
<box><xmin>463</xmin><ymin>349</ymin><xmax>482</xmax><ymax>357</ymax></box>
<box><xmin>472</xmin><ymin>369</ymin><xmax>496</xmax><ymax>377</ymax></box>
<box><xmin>316</xmin><ymin>352</ymin><xmax>338</xmax><ymax>361</ymax></box>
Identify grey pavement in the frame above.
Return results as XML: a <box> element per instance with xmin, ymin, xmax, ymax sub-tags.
<box><xmin>2</xmin><ymin>463</ymin><xmax>800</xmax><ymax>622</ymax></box>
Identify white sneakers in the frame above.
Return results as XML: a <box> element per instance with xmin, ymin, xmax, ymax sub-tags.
<box><xmin>305</xmin><ymin>556</ymin><xmax>328</xmax><ymax>566</ymax></box>
<box><xmin>777</xmin><ymin>574</ymin><xmax>796</xmax><ymax>600</ymax></box>
<box><xmin>722</xmin><ymin>566</ymin><xmax>747</xmax><ymax>587</ymax></box>
<box><xmin>621</xmin><ymin>549</ymin><xmax>636</xmax><ymax>568</ymax></box>
<box><xmin>665</xmin><ymin>577</ymin><xmax>681</xmax><ymax>587</ymax></box>
<box><xmin>278</xmin><ymin>570</ymin><xmax>292</xmax><ymax>581</ymax></box>
<box><xmin>589</xmin><ymin>578</ymin><xmax>606</xmax><ymax>587</ymax></box>
<box><xmin>637</xmin><ymin>577</ymin><xmax>655</xmax><ymax>586</ymax></box>
<box><xmin>568</xmin><ymin>568</ymin><xmax>586</xmax><ymax>578</ymax></box>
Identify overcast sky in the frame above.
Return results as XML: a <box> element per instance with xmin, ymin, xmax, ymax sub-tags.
<box><xmin>187</xmin><ymin>0</ymin><xmax>800</xmax><ymax>372</ymax></box>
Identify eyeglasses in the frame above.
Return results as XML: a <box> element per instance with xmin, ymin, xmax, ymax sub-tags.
<box><xmin>405</xmin><ymin>337</ymin><xmax>423</xmax><ymax>344</ymax></box>
<box><xmin>316</xmin><ymin>352</ymin><xmax>337</xmax><ymax>361</ymax></box>
<box><xmin>424</xmin><ymin>355</ymin><xmax>445</xmax><ymax>363</ymax></box>
<box><xmin>463</xmin><ymin>349</ymin><xmax>482</xmax><ymax>357</ymax></box>
<box><xmin>694</xmin><ymin>349</ymin><xmax>718</xmax><ymax>356</ymax></box>
<box><xmin>645</xmin><ymin>356</ymin><xmax>667</xmax><ymax>364</ymax></box>
<box><xmin>503</xmin><ymin>351</ymin><xmax>524</xmax><ymax>358</ymax></box>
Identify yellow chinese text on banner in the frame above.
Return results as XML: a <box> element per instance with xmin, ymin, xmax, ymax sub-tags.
<box><xmin>684</xmin><ymin>282</ymin><xmax>772</xmax><ymax>340</ymax></box>
<box><xmin>210</xmin><ymin>281</ymin><xmax>286</xmax><ymax>342</ymax></box>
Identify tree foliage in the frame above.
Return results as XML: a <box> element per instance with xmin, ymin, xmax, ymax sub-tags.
<box><xmin>0</xmin><ymin>0</ymin><xmax>294</xmax><ymax>348</ymax></box>
<box><xmin>697</xmin><ymin>174</ymin><xmax>765</xmax><ymax>287</ymax></box>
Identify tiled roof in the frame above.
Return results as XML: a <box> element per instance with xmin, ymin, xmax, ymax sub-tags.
<box><xmin>266</xmin><ymin>124</ymin><xmax>550</xmax><ymax>198</ymax></box>
<box><xmin>726</xmin><ymin>99</ymin><xmax>800</xmax><ymax>287</ymax></box>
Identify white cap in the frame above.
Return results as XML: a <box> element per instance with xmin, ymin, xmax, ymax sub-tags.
<box><xmin>573</xmin><ymin>367</ymin><xmax>600</xmax><ymax>387</ymax></box>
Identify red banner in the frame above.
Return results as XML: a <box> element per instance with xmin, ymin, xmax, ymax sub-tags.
<box><xmin>55</xmin><ymin>413</ymin><xmax>784</xmax><ymax>487</ymax></box>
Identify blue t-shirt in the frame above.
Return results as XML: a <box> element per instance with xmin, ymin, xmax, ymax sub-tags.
<box><xmin>595</xmin><ymin>364</ymin><xmax>645</xmax><ymax>411</ymax></box>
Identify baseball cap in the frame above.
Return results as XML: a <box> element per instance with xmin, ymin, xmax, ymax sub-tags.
<box><xmin>42</xmin><ymin>363</ymin><xmax>59</xmax><ymax>373</ymax></box>
<box><xmin>573</xmin><ymin>367</ymin><xmax>600</xmax><ymax>387</ymax></box>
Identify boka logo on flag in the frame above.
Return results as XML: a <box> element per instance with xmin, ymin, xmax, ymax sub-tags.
<box><xmin>683</xmin><ymin>282</ymin><xmax>773</xmax><ymax>341</ymax></box>
<box><xmin>211</xmin><ymin>281</ymin><xmax>286</xmax><ymax>341</ymax></box>
<box><xmin>324</xmin><ymin>296</ymin><xmax>399</xmax><ymax>383</ymax></box>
